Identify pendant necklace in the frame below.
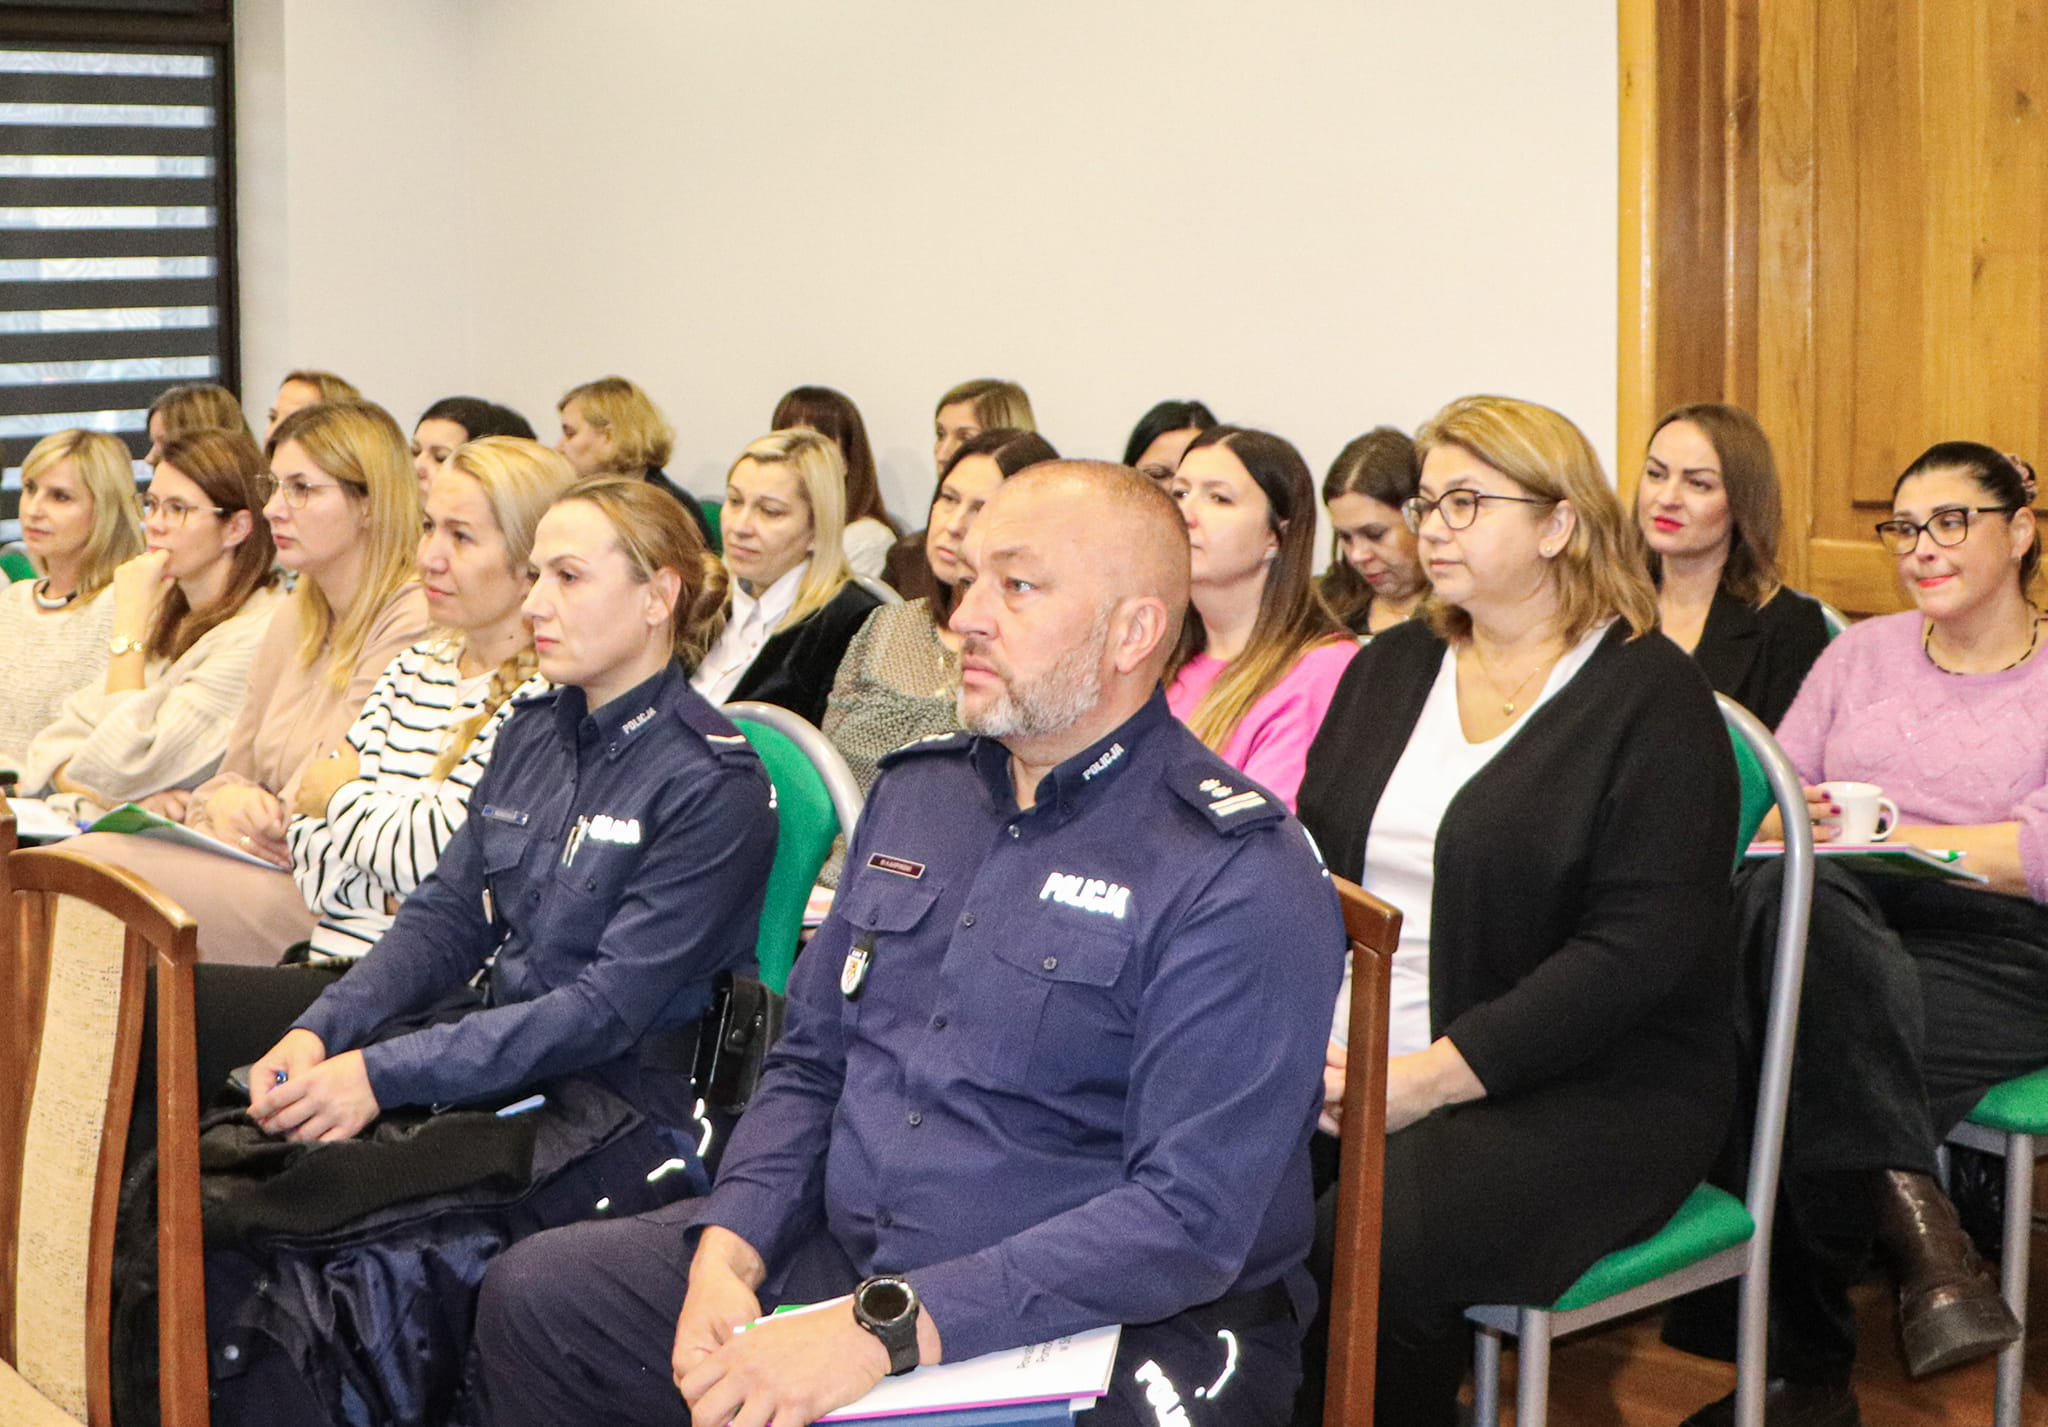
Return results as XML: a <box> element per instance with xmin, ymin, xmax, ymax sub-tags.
<box><xmin>1472</xmin><ymin>643</ymin><xmax>1560</xmax><ymax>717</ymax></box>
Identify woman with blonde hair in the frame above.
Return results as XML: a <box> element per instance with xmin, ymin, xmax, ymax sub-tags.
<box><xmin>25</xmin><ymin>428</ymin><xmax>283</xmax><ymax>815</ymax></box>
<box><xmin>1166</xmin><ymin>426</ymin><xmax>1355</xmax><ymax>810</ymax></box>
<box><xmin>555</xmin><ymin>374</ymin><xmax>715</xmax><ymax>546</ymax></box>
<box><xmin>285</xmin><ymin>436</ymin><xmax>579</xmax><ymax>960</ymax></box>
<box><xmin>145</xmin><ymin>381</ymin><xmax>253</xmax><ymax>465</ymax></box>
<box><xmin>691</xmin><ymin>427</ymin><xmax>882</xmax><ymax>724</ymax></box>
<box><xmin>0</xmin><ymin>428</ymin><xmax>144</xmax><ymax>773</ymax></box>
<box><xmin>1295</xmin><ymin>394</ymin><xmax>1738</xmax><ymax>1425</ymax></box>
<box><xmin>67</xmin><ymin>400</ymin><xmax>431</xmax><ymax>962</ymax></box>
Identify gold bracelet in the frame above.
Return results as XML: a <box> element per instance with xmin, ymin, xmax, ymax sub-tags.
<box><xmin>107</xmin><ymin>634</ymin><xmax>147</xmax><ymax>657</ymax></box>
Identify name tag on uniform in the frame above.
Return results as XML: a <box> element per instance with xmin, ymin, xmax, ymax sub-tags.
<box><xmin>867</xmin><ymin>853</ymin><xmax>925</xmax><ymax>879</ymax></box>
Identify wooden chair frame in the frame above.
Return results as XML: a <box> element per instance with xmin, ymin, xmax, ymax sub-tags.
<box><xmin>0</xmin><ymin>847</ymin><xmax>208</xmax><ymax>1427</ymax></box>
<box><xmin>1324</xmin><ymin>876</ymin><xmax>1400</xmax><ymax>1426</ymax></box>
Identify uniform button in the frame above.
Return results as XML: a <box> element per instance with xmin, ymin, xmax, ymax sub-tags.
<box><xmin>907</xmin><ymin>1111</ymin><xmax>923</xmax><ymax>1127</ymax></box>
<box><xmin>584</xmin><ymin>878</ymin><xmax>596</xmax><ymax>891</ymax></box>
<box><xmin>528</xmin><ymin>890</ymin><xmax>540</xmax><ymax>903</ymax></box>
<box><xmin>1007</xmin><ymin>824</ymin><xmax>1020</xmax><ymax>838</ymax></box>
<box><xmin>608</xmin><ymin>742</ymin><xmax>619</xmax><ymax>756</ymax></box>
<box><xmin>960</xmin><ymin>912</ymin><xmax>976</xmax><ymax>927</ymax></box>
<box><xmin>876</xmin><ymin>1209</ymin><xmax>893</xmax><ymax>1228</ymax></box>
<box><xmin>1042</xmin><ymin>956</ymin><xmax>1058</xmax><ymax>971</ymax></box>
<box><xmin>931</xmin><ymin>1014</ymin><xmax>947</xmax><ymax>1030</ymax></box>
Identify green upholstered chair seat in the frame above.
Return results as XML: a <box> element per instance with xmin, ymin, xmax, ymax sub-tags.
<box><xmin>1967</xmin><ymin>1066</ymin><xmax>2048</xmax><ymax>1135</ymax></box>
<box><xmin>1550</xmin><ymin>1184</ymin><xmax>1755</xmax><ymax>1313</ymax></box>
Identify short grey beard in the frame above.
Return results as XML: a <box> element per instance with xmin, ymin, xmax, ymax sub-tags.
<box><xmin>958</xmin><ymin>607</ymin><xmax>1112</xmax><ymax>742</ymax></box>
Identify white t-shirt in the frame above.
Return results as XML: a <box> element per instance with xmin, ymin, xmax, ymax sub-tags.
<box><xmin>842</xmin><ymin>518</ymin><xmax>895</xmax><ymax>581</ymax></box>
<box><xmin>691</xmin><ymin>560</ymin><xmax>808</xmax><ymax>706</ymax></box>
<box><xmin>1331</xmin><ymin>626</ymin><xmax>1609</xmax><ymax>1057</ymax></box>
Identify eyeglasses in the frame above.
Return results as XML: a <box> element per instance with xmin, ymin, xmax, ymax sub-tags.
<box><xmin>1402</xmin><ymin>490</ymin><xmax>1551</xmax><ymax>533</ymax></box>
<box><xmin>256</xmin><ymin>473</ymin><xmax>353</xmax><ymax>509</ymax></box>
<box><xmin>1873</xmin><ymin>506</ymin><xmax>2014</xmax><ymax>556</ymax></box>
<box><xmin>138</xmin><ymin>494</ymin><xmax>226</xmax><ymax>527</ymax></box>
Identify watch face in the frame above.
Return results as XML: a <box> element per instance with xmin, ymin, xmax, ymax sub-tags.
<box><xmin>861</xmin><ymin>1279</ymin><xmax>912</xmax><ymax>1324</ymax></box>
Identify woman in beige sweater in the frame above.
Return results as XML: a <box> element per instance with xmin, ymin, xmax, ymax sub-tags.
<box><xmin>27</xmin><ymin>428</ymin><xmax>284</xmax><ymax>815</ymax></box>
<box><xmin>67</xmin><ymin>400</ymin><xmax>430</xmax><ymax>963</ymax></box>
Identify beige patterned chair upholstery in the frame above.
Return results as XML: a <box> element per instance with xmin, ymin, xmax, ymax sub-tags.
<box><xmin>0</xmin><ymin>846</ymin><xmax>207</xmax><ymax>1426</ymax></box>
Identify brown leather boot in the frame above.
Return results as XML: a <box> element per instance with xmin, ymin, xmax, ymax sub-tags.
<box><xmin>1873</xmin><ymin>1168</ymin><xmax>2022</xmax><ymax>1377</ymax></box>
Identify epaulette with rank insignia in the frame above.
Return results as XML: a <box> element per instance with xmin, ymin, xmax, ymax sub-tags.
<box><xmin>674</xmin><ymin>699</ymin><xmax>764</xmax><ymax>768</ymax></box>
<box><xmin>877</xmin><ymin>729</ymin><xmax>973</xmax><ymax>769</ymax></box>
<box><xmin>1172</xmin><ymin>766</ymin><xmax>1287</xmax><ymax>835</ymax></box>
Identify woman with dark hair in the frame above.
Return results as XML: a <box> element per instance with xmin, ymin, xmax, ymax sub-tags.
<box><xmin>1297</xmin><ymin>395</ymin><xmax>1737</xmax><ymax>1427</ymax></box>
<box><xmin>1165</xmin><ymin>426</ymin><xmax>1354</xmax><ymax>810</ymax></box>
<box><xmin>1122</xmin><ymin>398</ymin><xmax>1218</xmax><ymax>483</ymax></box>
<box><xmin>885</xmin><ymin>378</ymin><xmax>1039</xmax><ymax>599</ymax></box>
<box><xmin>1320</xmin><ymin>426</ymin><xmax>1428</xmax><ymax>638</ymax></box>
<box><xmin>1670</xmin><ymin>443</ymin><xmax>2048</xmax><ymax>1427</ymax></box>
<box><xmin>821</xmin><ymin>427</ymin><xmax>1057</xmax><ymax>800</ymax></box>
<box><xmin>26</xmin><ymin>429</ymin><xmax>283</xmax><ymax>816</ymax></box>
<box><xmin>265</xmin><ymin>368</ymin><xmax>362</xmax><ymax>440</ymax></box>
<box><xmin>411</xmin><ymin>395</ymin><xmax>538</xmax><ymax>491</ymax></box>
<box><xmin>772</xmin><ymin>385</ymin><xmax>898</xmax><ymax>579</ymax></box>
<box><xmin>1636</xmin><ymin>403</ymin><xmax>1831</xmax><ymax>728</ymax></box>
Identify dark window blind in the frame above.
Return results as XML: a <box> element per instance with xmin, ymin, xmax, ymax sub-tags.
<box><xmin>0</xmin><ymin>40</ymin><xmax>235</xmax><ymax>537</ymax></box>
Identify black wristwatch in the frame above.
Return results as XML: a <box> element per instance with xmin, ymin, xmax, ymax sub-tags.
<box><xmin>852</xmin><ymin>1274</ymin><xmax>921</xmax><ymax>1376</ymax></box>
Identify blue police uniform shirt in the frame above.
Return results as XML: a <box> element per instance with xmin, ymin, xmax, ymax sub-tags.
<box><xmin>695</xmin><ymin>689</ymin><xmax>1346</xmax><ymax>1363</ymax></box>
<box><xmin>294</xmin><ymin>662</ymin><xmax>778</xmax><ymax>1122</ymax></box>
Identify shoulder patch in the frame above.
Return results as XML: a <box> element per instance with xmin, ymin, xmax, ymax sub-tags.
<box><xmin>877</xmin><ymin>728</ymin><xmax>973</xmax><ymax>769</ymax></box>
<box><xmin>1170</xmin><ymin>765</ymin><xmax>1288</xmax><ymax>836</ymax></box>
<box><xmin>673</xmin><ymin>697</ymin><xmax>765</xmax><ymax>768</ymax></box>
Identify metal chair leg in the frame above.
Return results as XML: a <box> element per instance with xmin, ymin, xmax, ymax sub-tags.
<box><xmin>1472</xmin><ymin>1323</ymin><xmax>1502</xmax><ymax>1427</ymax></box>
<box><xmin>1514</xmin><ymin>1309</ymin><xmax>1551</xmax><ymax>1427</ymax></box>
<box><xmin>1995</xmin><ymin>1132</ymin><xmax>2033</xmax><ymax>1427</ymax></box>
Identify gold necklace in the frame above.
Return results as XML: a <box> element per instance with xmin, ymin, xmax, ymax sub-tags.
<box><xmin>1471</xmin><ymin>641</ymin><xmax>1562</xmax><ymax>716</ymax></box>
<box><xmin>1922</xmin><ymin>604</ymin><xmax>2043</xmax><ymax>675</ymax></box>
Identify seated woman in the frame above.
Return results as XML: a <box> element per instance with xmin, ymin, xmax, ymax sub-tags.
<box><xmin>1637</xmin><ymin>403</ymin><xmax>1831</xmax><ymax>729</ymax></box>
<box><xmin>883</xmin><ymin>377</ymin><xmax>1037</xmax><ymax>600</ymax></box>
<box><xmin>1123</xmin><ymin>398</ymin><xmax>1217</xmax><ymax>483</ymax></box>
<box><xmin>1320</xmin><ymin>426</ymin><xmax>1428</xmax><ymax>638</ymax></box>
<box><xmin>145</xmin><ymin>381</ymin><xmax>253</xmax><ymax>465</ymax></box>
<box><xmin>1669</xmin><ymin>444</ymin><xmax>2047</xmax><ymax>1427</ymax></box>
<box><xmin>690</xmin><ymin>428</ymin><xmax>881</xmax><ymax>726</ymax></box>
<box><xmin>1166</xmin><ymin>426</ymin><xmax>1355</xmax><ymax>810</ymax></box>
<box><xmin>264</xmin><ymin>367</ymin><xmax>361</xmax><ymax>440</ymax></box>
<box><xmin>219</xmin><ymin>476</ymin><xmax>775</xmax><ymax>1422</ymax></box>
<box><xmin>286</xmin><ymin>436</ymin><xmax>577</xmax><ymax>961</ymax></box>
<box><xmin>554</xmin><ymin>374</ymin><xmax>714</xmax><ymax>546</ymax></box>
<box><xmin>1296</xmin><ymin>395</ymin><xmax>1738</xmax><ymax>1427</ymax></box>
<box><xmin>772</xmin><ymin>384</ymin><xmax>898</xmax><ymax>580</ymax></box>
<box><xmin>823</xmin><ymin>427</ymin><xmax>1058</xmax><ymax>793</ymax></box>
<box><xmin>65</xmin><ymin>400</ymin><xmax>430</xmax><ymax>963</ymax></box>
<box><xmin>0</xmin><ymin>429</ymin><xmax>144</xmax><ymax>776</ymax></box>
<box><xmin>410</xmin><ymin>395</ymin><xmax>538</xmax><ymax>491</ymax></box>
<box><xmin>25</xmin><ymin>429</ymin><xmax>283</xmax><ymax>817</ymax></box>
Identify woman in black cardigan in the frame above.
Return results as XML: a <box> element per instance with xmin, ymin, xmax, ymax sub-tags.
<box><xmin>1637</xmin><ymin>402</ymin><xmax>1831</xmax><ymax>728</ymax></box>
<box><xmin>690</xmin><ymin>428</ymin><xmax>880</xmax><ymax>727</ymax></box>
<box><xmin>1296</xmin><ymin>395</ymin><xmax>1740</xmax><ymax>1426</ymax></box>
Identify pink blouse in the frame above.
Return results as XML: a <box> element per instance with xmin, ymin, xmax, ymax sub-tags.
<box><xmin>1166</xmin><ymin>639</ymin><xmax>1359</xmax><ymax>810</ymax></box>
<box><xmin>1775</xmin><ymin>610</ymin><xmax>2048</xmax><ymax>903</ymax></box>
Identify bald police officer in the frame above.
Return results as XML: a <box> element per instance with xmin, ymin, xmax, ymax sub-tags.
<box><xmin>471</xmin><ymin>462</ymin><xmax>1346</xmax><ymax>1427</ymax></box>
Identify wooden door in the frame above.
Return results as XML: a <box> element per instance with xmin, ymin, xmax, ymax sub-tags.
<box><xmin>1622</xmin><ymin>0</ymin><xmax>2048</xmax><ymax>615</ymax></box>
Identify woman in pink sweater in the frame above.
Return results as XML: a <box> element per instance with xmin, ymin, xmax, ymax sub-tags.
<box><xmin>1672</xmin><ymin>442</ymin><xmax>2046</xmax><ymax>1427</ymax></box>
<box><xmin>1164</xmin><ymin>427</ymin><xmax>1355</xmax><ymax>810</ymax></box>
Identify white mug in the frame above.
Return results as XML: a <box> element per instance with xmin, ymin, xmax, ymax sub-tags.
<box><xmin>1819</xmin><ymin>780</ymin><xmax>1899</xmax><ymax>844</ymax></box>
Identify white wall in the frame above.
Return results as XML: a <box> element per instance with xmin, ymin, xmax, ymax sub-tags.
<box><xmin>237</xmin><ymin>1</ymin><xmax>1618</xmax><ymax>528</ymax></box>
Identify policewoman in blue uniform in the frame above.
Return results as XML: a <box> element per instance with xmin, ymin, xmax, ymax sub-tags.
<box><xmin>251</xmin><ymin>473</ymin><xmax>777</xmax><ymax>1168</ymax></box>
<box><xmin>471</xmin><ymin>462</ymin><xmax>1345</xmax><ymax>1427</ymax></box>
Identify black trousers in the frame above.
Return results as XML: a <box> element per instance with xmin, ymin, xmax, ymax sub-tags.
<box><xmin>470</xmin><ymin>1200</ymin><xmax>1304</xmax><ymax>1427</ymax></box>
<box><xmin>1664</xmin><ymin>860</ymin><xmax>2048</xmax><ymax>1382</ymax></box>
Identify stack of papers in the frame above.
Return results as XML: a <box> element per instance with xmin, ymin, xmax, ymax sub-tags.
<box><xmin>7</xmin><ymin>796</ymin><xmax>86</xmax><ymax>843</ymax></box>
<box><xmin>1744</xmin><ymin>840</ymin><xmax>1988</xmax><ymax>883</ymax></box>
<box><xmin>85</xmin><ymin>802</ymin><xmax>280</xmax><ymax>870</ymax></box>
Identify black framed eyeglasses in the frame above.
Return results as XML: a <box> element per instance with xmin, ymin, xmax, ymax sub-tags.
<box><xmin>1402</xmin><ymin>490</ymin><xmax>1551</xmax><ymax>533</ymax></box>
<box><xmin>138</xmin><ymin>494</ymin><xmax>227</xmax><ymax>527</ymax></box>
<box><xmin>1873</xmin><ymin>505</ymin><xmax>2014</xmax><ymax>556</ymax></box>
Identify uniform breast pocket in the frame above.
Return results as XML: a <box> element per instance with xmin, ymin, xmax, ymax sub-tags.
<box><xmin>835</xmin><ymin>876</ymin><xmax>944</xmax><ymax>1019</ymax></box>
<box><xmin>970</xmin><ymin>922</ymin><xmax>1137</xmax><ymax>1093</ymax></box>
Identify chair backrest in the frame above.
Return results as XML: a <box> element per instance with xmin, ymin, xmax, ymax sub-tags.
<box><xmin>698</xmin><ymin>498</ymin><xmax>723</xmax><ymax>555</ymax></box>
<box><xmin>1728</xmin><ymin>726</ymin><xmax>1775</xmax><ymax>863</ymax></box>
<box><xmin>1818</xmin><ymin>600</ymin><xmax>1850</xmax><ymax>638</ymax></box>
<box><xmin>0</xmin><ymin>544</ymin><xmax>34</xmax><ymax>583</ymax></box>
<box><xmin>1</xmin><ymin>848</ymin><xmax>207</xmax><ymax>1427</ymax></box>
<box><xmin>1713</xmin><ymin>695</ymin><xmax>1816</xmax><ymax>1241</ymax></box>
<box><xmin>851</xmin><ymin>574</ymin><xmax>904</xmax><ymax>607</ymax></box>
<box><xmin>725</xmin><ymin>702</ymin><xmax>865</xmax><ymax>994</ymax></box>
<box><xmin>1324</xmin><ymin>877</ymin><xmax>1402</xmax><ymax>1427</ymax></box>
